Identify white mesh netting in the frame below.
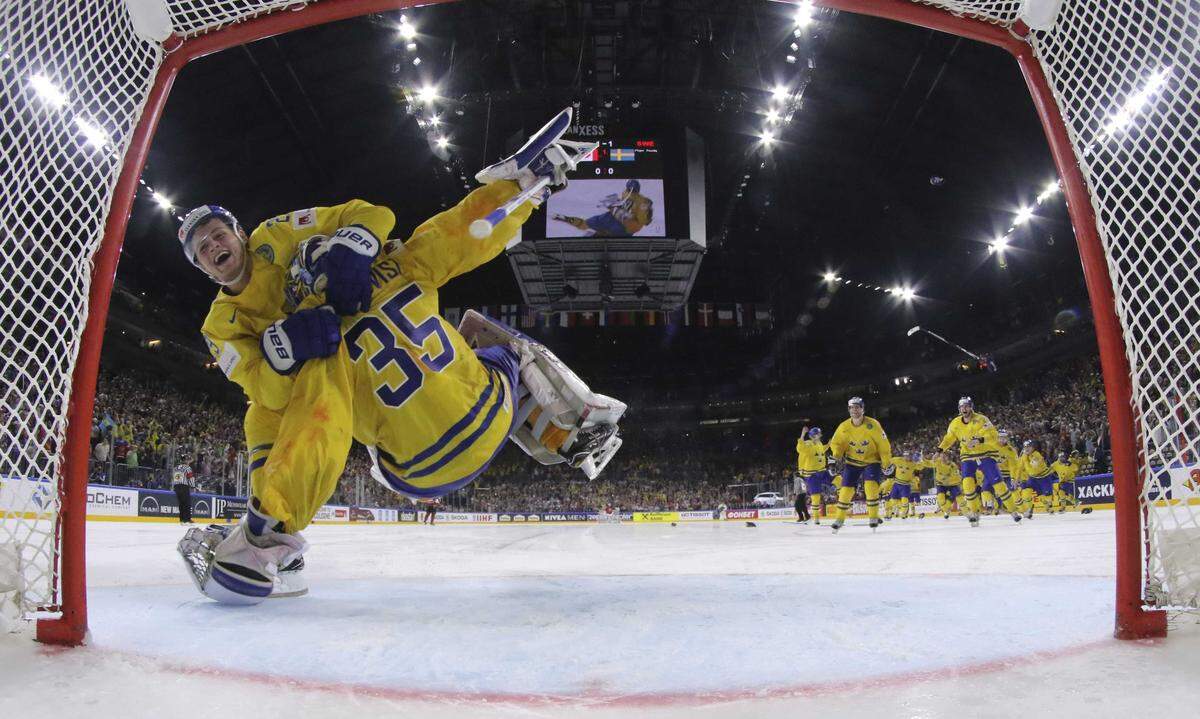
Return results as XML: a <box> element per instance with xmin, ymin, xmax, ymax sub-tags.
<box><xmin>1022</xmin><ymin>0</ymin><xmax>1200</xmax><ymax>610</ymax></box>
<box><xmin>1</xmin><ymin>0</ymin><xmax>1197</xmax><ymax>622</ymax></box>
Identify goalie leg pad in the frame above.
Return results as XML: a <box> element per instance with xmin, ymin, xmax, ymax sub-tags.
<box><xmin>178</xmin><ymin>504</ymin><xmax>309</xmax><ymax>605</ymax></box>
<box><xmin>456</xmin><ymin>310</ymin><xmax>626</xmax><ymax>479</ymax></box>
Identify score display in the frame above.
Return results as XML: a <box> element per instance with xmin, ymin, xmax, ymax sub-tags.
<box><xmin>545</xmin><ymin>137</ymin><xmax>667</xmax><ymax>238</ymax></box>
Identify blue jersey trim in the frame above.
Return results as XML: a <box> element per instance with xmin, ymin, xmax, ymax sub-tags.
<box><xmin>389</xmin><ymin>371</ymin><xmax>498</xmax><ymax>472</ymax></box>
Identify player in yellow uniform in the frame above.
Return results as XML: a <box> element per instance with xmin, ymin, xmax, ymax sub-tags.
<box><xmin>796</xmin><ymin>426</ymin><xmax>831</xmax><ymax>524</ymax></box>
<box><xmin>828</xmin><ymin>397</ymin><xmax>891</xmax><ymax>533</ymax></box>
<box><xmin>177</xmin><ymin>109</ymin><xmax>623</xmax><ymax>604</ymax></box>
<box><xmin>926</xmin><ymin>451</ymin><xmax>962</xmax><ymax>519</ymax></box>
<box><xmin>1017</xmin><ymin>440</ymin><xmax>1055</xmax><ymax>518</ymax></box>
<box><xmin>937</xmin><ymin>397</ymin><xmax>1021</xmax><ymax>527</ymax></box>
<box><xmin>552</xmin><ymin>179</ymin><xmax>654</xmax><ymax>236</ymax></box>
<box><xmin>891</xmin><ymin>451</ymin><xmax>921</xmax><ymax>519</ymax></box>
<box><xmin>1051</xmin><ymin>451</ymin><xmax>1078</xmax><ymax>513</ymax></box>
<box><xmin>995</xmin><ymin>430</ymin><xmax>1025</xmax><ymax>513</ymax></box>
<box><xmin>976</xmin><ymin>469</ymin><xmax>998</xmax><ymax>515</ymax></box>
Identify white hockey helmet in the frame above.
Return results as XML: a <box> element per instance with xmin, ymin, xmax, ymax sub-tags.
<box><xmin>958</xmin><ymin>396</ymin><xmax>973</xmax><ymax>409</ymax></box>
<box><xmin>178</xmin><ymin>204</ymin><xmax>243</xmax><ymax>267</ymax></box>
<box><xmin>847</xmin><ymin>396</ymin><xmax>864</xmax><ymax>409</ymax></box>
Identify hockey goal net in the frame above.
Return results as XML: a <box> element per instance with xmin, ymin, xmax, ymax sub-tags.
<box><xmin>0</xmin><ymin>0</ymin><xmax>1195</xmax><ymax>643</ymax></box>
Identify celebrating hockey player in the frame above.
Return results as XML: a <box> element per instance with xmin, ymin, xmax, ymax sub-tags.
<box><xmin>176</xmin><ymin>108</ymin><xmax>626</xmax><ymax>604</ymax></box>
<box><xmin>937</xmin><ymin>397</ymin><xmax>1021</xmax><ymax>526</ymax></box>
<box><xmin>552</xmin><ymin>179</ymin><xmax>654</xmax><ymax>236</ymax></box>
<box><xmin>827</xmin><ymin>397</ymin><xmax>891</xmax><ymax>533</ymax></box>
<box><xmin>1018</xmin><ymin>440</ymin><xmax>1057</xmax><ymax>517</ymax></box>
<box><xmin>796</xmin><ymin>425</ymin><xmax>831</xmax><ymax>524</ymax></box>
<box><xmin>926</xmin><ymin>450</ymin><xmax>962</xmax><ymax>519</ymax></box>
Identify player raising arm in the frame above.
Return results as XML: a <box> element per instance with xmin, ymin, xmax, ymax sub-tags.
<box><xmin>937</xmin><ymin>397</ymin><xmax>1021</xmax><ymax>526</ymax></box>
<box><xmin>178</xmin><ymin>108</ymin><xmax>626</xmax><ymax>604</ymax></box>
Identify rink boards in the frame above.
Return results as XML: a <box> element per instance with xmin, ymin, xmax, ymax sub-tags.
<box><xmin>3</xmin><ymin>470</ymin><xmax>1198</xmax><ymax>526</ymax></box>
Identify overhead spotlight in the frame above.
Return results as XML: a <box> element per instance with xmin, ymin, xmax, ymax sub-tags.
<box><xmin>771</xmin><ymin>84</ymin><xmax>789</xmax><ymax>101</ymax></box>
<box><xmin>759</xmin><ymin>129</ymin><xmax>775</xmax><ymax>145</ymax></box>
<box><xmin>989</xmin><ymin>237</ymin><xmax>1009</xmax><ymax>254</ymax></box>
<box><xmin>1013</xmin><ymin>205</ymin><xmax>1035</xmax><ymax>225</ymax></box>
<box><xmin>790</xmin><ymin>42</ymin><xmax>799</xmax><ymax>52</ymax></box>
<box><xmin>785</xmin><ymin>55</ymin><xmax>797</xmax><ymax>64</ymax></box>
<box><xmin>151</xmin><ymin>191</ymin><xmax>172</xmax><ymax>210</ymax></box>
<box><xmin>765</xmin><ymin>108</ymin><xmax>780</xmax><ymax>123</ymax></box>
<box><xmin>412</xmin><ymin>56</ymin><xmax>421</xmax><ymax>66</ymax></box>
<box><xmin>416</xmin><ymin>83</ymin><xmax>437</xmax><ymax>103</ymax></box>
<box><xmin>795</xmin><ymin>1</ymin><xmax>815</xmax><ymax>28</ymax></box>
<box><xmin>398</xmin><ymin>22</ymin><xmax>416</xmax><ymax>40</ymax></box>
<box><xmin>631</xmin><ymin>99</ymin><xmax>641</xmax><ymax>109</ymax></box>
<box><xmin>890</xmin><ymin>286</ymin><xmax>902</xmax><ymax>294</ymax></box>
<box><xmin>900</xmin><ymin>288</ymin><xmax>916</xmax><ymax>301</ymax></box>
<box><xmin>603</xmin><ymin>98</ymin><xmax>613</xmax><ymax>108</ymax></box>
<box><xmin>428</xmin><ymin>114</ymin><xmax>440</xmax><ymax>126</ymax></box>
<box><xmin>435</xmin><ymin>135</ymin><xmax>449</xmax><ymax>149</ymax></box>
<box><xmin>822</xmin><ymin>271</ymin><xmax>835</xmax><ymax>282</ymax></box>
<box><xmin>29</xmin><ymin>73</ymin><xmax>67</xmax><ymax>108</ymax></box>
<box><xmin>406</xmin><ymin>42</ymin><xmax>417</xmax><ymax>52</ymax></box>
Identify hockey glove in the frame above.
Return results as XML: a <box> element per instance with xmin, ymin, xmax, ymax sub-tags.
<box><xmin>261</xmin><ymin>306</ymin><xmax>341</xmax><ymax>374</ymax></box>
<box><xmin>317</xmin><ymin>225</ymin><xmax>380</xmax><ymax>315</ymax></box>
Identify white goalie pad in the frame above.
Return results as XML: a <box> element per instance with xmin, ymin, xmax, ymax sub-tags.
<box><xmin>457</xmin><ymin>310</ymin><xmax>626</xmax><ymax>479</ymax></box>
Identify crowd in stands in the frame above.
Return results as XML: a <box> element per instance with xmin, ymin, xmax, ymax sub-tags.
<box><xmin>82</xmin><ymin>351</ymin><xmax>1111</xmax><ymax>513</ymax></box>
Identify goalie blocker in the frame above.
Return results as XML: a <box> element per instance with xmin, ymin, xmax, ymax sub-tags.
<box><xmin>457</xmin><ymin>310</ymin><xmax>625</xmax><ymax>479</ymax></box>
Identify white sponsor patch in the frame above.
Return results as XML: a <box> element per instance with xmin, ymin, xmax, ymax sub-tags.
<box><xmin>217</xmin><ymin>342</ymin><xmax>242</xmax><ymax>378</ymax></box>
<box><xmin>292</xmin><ymin>208</ymin><xmax>316</xmax><ymax>229</ymax></box>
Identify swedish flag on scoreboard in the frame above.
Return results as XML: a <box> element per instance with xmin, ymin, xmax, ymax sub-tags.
<box><xmin>610</xmin><ymin>148</ymin><xmax>636</xmax><ymax>161</ymax></box>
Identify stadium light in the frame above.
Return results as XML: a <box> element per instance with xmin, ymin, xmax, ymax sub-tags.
<box><xmin>151</xmin><ymin>191</ymin><xmax>172</xmax><ymax>210</ymax></box>
<box><xmin>907</xmin><ymin>326</ymin><xmax>921</xmax><ymax>337</ymax></box>
<box><xmin>822</xmin><ymin>271</ymin><xmax>835</xmax><ymax>282</ymax></box>
<box><xmin>427</xmin><ymin>114</ymin><xmax>440</xmax><ymax>127</ymax></box>
<box><xmin>417</xmin><ymin>83</ymin><xmax>437</xmax><ymax>103</ymax></box>
<box><xmin>989</xmin><ymin>236</ymin><xmax>1009</xmax><ymax>254</ymax></box>
<box><xmin>29</xmin><ymin>73</ymin><xmax>67</xmax><ymax>108</ymax></box>
<box><xmin>771</xmin><ymin>84</ymin><xmax>789</xmax><ymax>101</ymax></box>
<box><xmin>1013</xmin><ymin>206</ymin><xmax>1035</xmax><ymax>225</ymax></box>
<box><xmin>411</xmin><ymin>56</ymin><xmax>421</xmax><ymax>66</ymax></box>
<box><xmin>397</xmin><ymin>20</ymin><xmax>416</xmax><ymax>40</ymax></box>
<box><xmin>794</xmin><ymin>1</ymin><xmax>815</xmax><ymax>28</ymax></box>
<box><xmin>435</xmin><ymin>135</ymin><xmax>449</xmax><ymax>149</ymax></box>
<box><xmin>1104</xmin><ymin>66</ymin><xmax>1171</xmax><ymax>137</ymax></box>
<box><xmin>765</xmin><ymin>108</ymin><xmax>780</xmax><ymax>124</ymax></box>
<box><xmin>759</xmin><ymin>129</ymin><xmax>775</xmax><ymax>145</ymax></box>
<box><xmin>898</xmin><ymin>287</ymin><xmax>916</xmax><ymax>301</ymax></box>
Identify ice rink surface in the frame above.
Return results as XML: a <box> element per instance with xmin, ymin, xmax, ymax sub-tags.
<box><xmin>3</xmin><ymin>512</ymin><xmax>1198</xmax><ymax>718</ymax></box>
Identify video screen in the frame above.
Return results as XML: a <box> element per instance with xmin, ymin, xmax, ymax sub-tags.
<box><xmin>546</xmin><ymin>139</ymin><xmax>667</xmax><ymax>238</ymax></box>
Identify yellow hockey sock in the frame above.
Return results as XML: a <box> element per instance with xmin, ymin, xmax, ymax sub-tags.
<box><xmin>836</xmin><ymin>485</ymin><xmax>855</xmax><ymax>522</ymax></box>
<box><xmin>991</xmin><ymin>482</ymin><xmax>1018</xmax><ymax>513</ymax></box>
<box><xmin>864</xmin><ymin>480</ymin><xmax>881</xmax><ymax>520</ymax></box>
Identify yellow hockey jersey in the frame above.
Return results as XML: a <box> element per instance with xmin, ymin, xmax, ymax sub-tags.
<box><xmin>939</xmin><ymin>412</ymin><xmax>1001</xmax><ymax>460</ymax></box>
<box><xmin>1018</xmin><ymin>450</ymin><xmax>1052</xmax><ymax>480</ymax></box>
<box><xmin>893</xmin><ymin>456</ymin><xmax>922</xmax><ymax>491</ymax></box>
<box><xmin>796</xmin><ymin>437</ymin><xmax>829</xmax><ymax>475</ymax></box>
<box><xmin>201</xmin><ymin>183</ymin><xmax>532</xmax><ymax>532</ymax></box>
<box><xmin>829</xmin><ymin>417</ymin><xmax>892</xmax><ymax>468</ymax></box>
<box><xmin>996</xmin><ymin>444</ymin><xmax>1019</xmax><ymax>477</ymax></box>
<box><xmin>1051</xmin><ymin>460</ymin><xmax>1077</xmax><ymax>482</ymax></box>
<box><xmin>925</xmin><ymin>458</ymin><xmax>961</xmax><ymax>486</ymax></box>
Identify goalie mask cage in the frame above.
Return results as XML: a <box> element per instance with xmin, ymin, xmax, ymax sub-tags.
<box><xmin>0</xmin><ymin>0</ymin><xmax>1193</xmax><ymax>644</ymax></box>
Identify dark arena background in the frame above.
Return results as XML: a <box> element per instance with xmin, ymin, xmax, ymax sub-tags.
<box><xmin>2</xmin><ymin>2</ymin><xmax>1199</xmax><ymax>717</ymax></box>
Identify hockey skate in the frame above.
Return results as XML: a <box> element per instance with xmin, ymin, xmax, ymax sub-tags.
<box><xmin>475</xmin><ymin>107</ymin><xmax>598</xmax><ymax>203</ymax></box>
<box><xmin>178</xmin><ymin>520</ymin><xmax>308</xmax><ymax>604</ymax></box>
<box><xmin>869</xmin><ymin>518</ymin><xmax>883</xmax><ymax>532</ymax></box>
<box><xmin>830</xmin><ymin>520</ymin><xmax>843</xmax><ymax>534</ymax></box>
<box><xmin>1012</xmin><ymin>512</ymin><xmax>1023</xmax><ymax>523</ymax></box>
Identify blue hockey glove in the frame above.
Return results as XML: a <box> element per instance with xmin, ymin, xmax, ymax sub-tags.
<box><xmin>260</xmin><ymin>306</ymin><xmax>341</xmax><ymax>374</ymax></box>
<box><xmin>318</xmin><ymin>225</ymin><xmax>380</xmax><ymax>315</ymax></box>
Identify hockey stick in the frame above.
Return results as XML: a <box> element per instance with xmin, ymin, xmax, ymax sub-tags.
<box><xmin>468</xmin><ymin>176</ymin><xmax>553</xmax><ymax>240</ymax></box>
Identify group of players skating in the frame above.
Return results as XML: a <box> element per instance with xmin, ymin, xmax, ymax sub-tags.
<box><xmin>794</xmin><ymin>396</ymin><xmax>1090</xmax><ymax>534</ymax></box>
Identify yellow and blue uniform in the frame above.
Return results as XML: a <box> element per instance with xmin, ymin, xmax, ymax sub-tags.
<box><xmin>926</xmin><ymin>457</ymin><xmax>961</xmax><ymax>516</ymax></box>
<box><xmin>1052</xmin><ymin>459</ymin><xmax>1078</xmax><ymax>510</ymax></box>
<box><xmin>1018</xmin><ymin>449</ymin><xmax>1055</xmax><ymax>513</ymax></box>
<box><xmin>891</xmin><ymin>457</ymin><xmax>919</xmax><ymax>517</ymax></box>
<box><xmin>829</xmin><ymin>416</ymin><xmax>892</xmax><ymax>522</ymax></box>
<box><xmin>938</xmin><ymin>412</ymin><xmax>1018</xmax><ymax>516</ymax></box>
<box><xmin>797</xmin><ymin>435</ymin><xmax>831</xmax><ymax>517</ymax></box>
<box><xmin>202</xmin><ymin>182</ymin><xmax>533</xmax><ymax>532</ymax></box>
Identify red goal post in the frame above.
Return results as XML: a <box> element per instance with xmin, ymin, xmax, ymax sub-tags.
<box><xmin>2</xmin><ymin>0</ymin><xmax>1192</xmax><ymax>645</ymax></box>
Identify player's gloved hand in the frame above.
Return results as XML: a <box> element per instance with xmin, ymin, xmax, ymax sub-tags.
<box><xmin>317</xmin><ymin>225</ymin><xmax>380</xmax><ymax>315</ymax></box>
<box><xmin>261</xmin><ymin>306</ymin><xmax>341</xmax><ymax>374</ymax></box>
